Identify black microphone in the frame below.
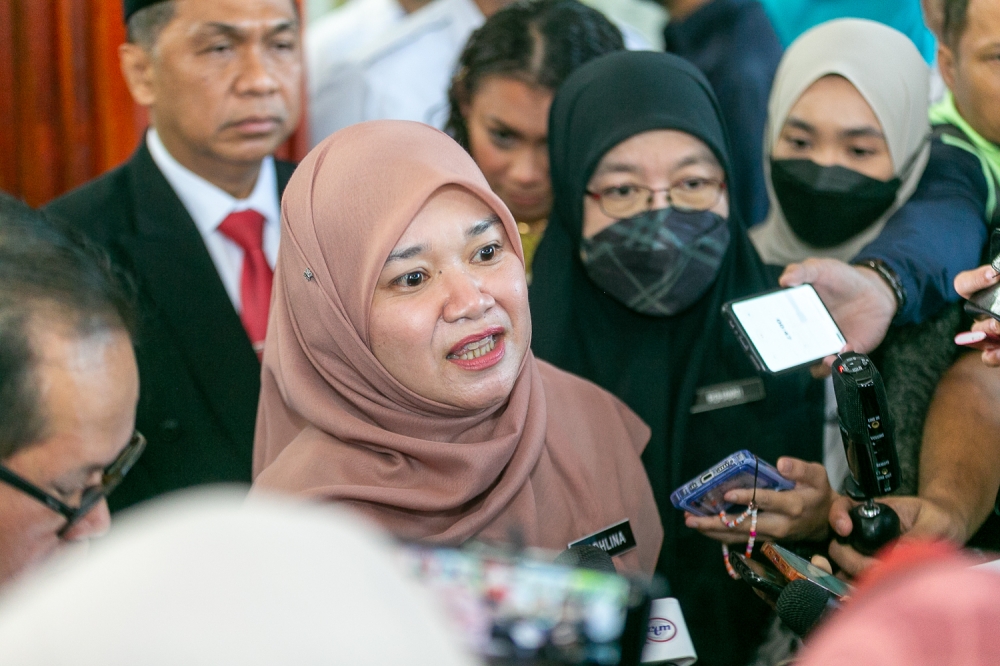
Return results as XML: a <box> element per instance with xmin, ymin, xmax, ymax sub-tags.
<box><xmin>554</xmin><ymin>544</ymin><xmax>617</xmax><ymax>573</ymax></box>
<box><xmin>776</xmin><ymin>579</ymin><xmax>841</xmax><ymax>637</ymax></box>
<box><xmin>832</xmin><ymin>352</ymin><xmax>902</xmax><ymax>555</ymax></box>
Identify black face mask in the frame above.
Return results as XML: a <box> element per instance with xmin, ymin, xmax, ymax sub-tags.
<box><xmin>579</xmin><ymin>207</ymin><xmax>730</xmax><ymax>317</ymax></box>
<box><xmin>770</xmin><ymin>159</ymin><xmax>901</xmax><ymax>248</ymax></box>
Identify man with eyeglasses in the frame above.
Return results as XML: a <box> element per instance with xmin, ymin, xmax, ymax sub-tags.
<box><xmin>0</xmin><ymin>194</ymin><xmax>143</xmax><ymax>586</ymax></box>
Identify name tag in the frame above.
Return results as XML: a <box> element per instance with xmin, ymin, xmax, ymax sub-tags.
<box><xmin>690</xmin><ymin>377</ymin><xmax>766</xmax><ymax>414</ymax></box>
<box><xmin>568</xmin><ymin>519</ymin><xmax>637</xmax><ymax>557</ymax></box>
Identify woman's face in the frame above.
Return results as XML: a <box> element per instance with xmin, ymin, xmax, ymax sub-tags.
<box><xmin>772</xmin><ymin>74</ymin><xmax>894</xmax><ymax>180</ymax></box>
<box><xmin>582</xmin><ymin>129</ymin><xmax>729</xmax><ymax>239</ymax></box>
<box><xmin>369</xmin><ymin>186</ymin><xmax>530</xmax><ymax>411</ymax></box>
<box><xmin>463</xmin><ymin>76</ymin><xmax>553</xmax><ymax>224</ymax></box>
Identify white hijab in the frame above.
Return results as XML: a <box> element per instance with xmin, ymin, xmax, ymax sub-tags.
<box><xmin>750</xmin><ymin>18</ymin><xmax>930</xmax><ymax>265</ymax></box>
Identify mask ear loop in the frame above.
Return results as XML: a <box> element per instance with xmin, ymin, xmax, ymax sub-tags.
<box><xmin>722</xmin><ymin>456</ymin><xmax>760</xmax><ymax>579</ymax></box>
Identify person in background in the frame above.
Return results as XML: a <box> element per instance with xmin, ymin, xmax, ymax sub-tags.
<box><xmin>750</xmin><ymin>19</ymin><xmax>930</xmax><ymax>267</ymax></box>
<box><xmin>528</xmin><ymin>51</ymin><xmax>824</xmax><ymax>665</ymax></box>
<box><xmin>0</xmin><ymin>193</ymin><xmax>143</xmax><ymax>587</ymax></box>
<box><xmin>307</xmin><ymin>0</ymin><xmax>512</xmax><ymax>145</ymax></box>
<box><xmin>44</xmin><ymin>0</ymin><xmax>302</xmax><ymax>511</ymax></box>
<box><xmin>306</xmin><ymin>0</ymin><xmax>421</xmax><ymax>147</ymax></box>
<box><xmin>0</xmin><ymin>491</ymin><xmax>476</xmax><ymax>666</ymax></box>
<box><xmin>446</xmin><ymin>0</ymin><xmax>625</xmax><ymax>273</ymax></box>
<box><xmin>781</xmin><ymin>0</ymin><xmax>1000</xmax><ymax>359</ymax></box>
<box><xmin>661</xmin><ymin>0</ymin><xmax>783</xmax><ymax>226</ymax></box>
<box><xmin>307</xmin><ymin>0</ymin><xmax>650</xmax><ymax>147</ymax></box>
<box><xmin>778</xmin><ymin>0</ymin><xmax>1000</xmax><ymax>575</ymax></box>
<box><xmin>759</xmin><ymin>0</ymin><xmax>937</xmax><ymax>64</ymax></box>
<box><xmin>251</xmin><ymin>120</ymin><xmax>663</xmax><ymax>574</ymax></box>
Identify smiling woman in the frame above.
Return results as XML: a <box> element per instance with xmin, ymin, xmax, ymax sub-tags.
<box><xmin>250</xmin><ymin>120</ymin><xmax>663</xmax><ymax>574</ymax></box>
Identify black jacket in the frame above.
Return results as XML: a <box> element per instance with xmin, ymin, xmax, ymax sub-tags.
<box><xmin>45</xmin><ymin>142</ymin><xmax>295</xmax><ymax>511</ymax></box>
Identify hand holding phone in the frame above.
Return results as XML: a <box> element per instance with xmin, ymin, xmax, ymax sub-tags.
<box><xmin>684</xmin><ymin>457</ymin><xmax>835</xmax><ymax>543</ymax></box>
<box><xmin>762</xmin><ymin>542</ymin><xmax>852</xmax><ymax>600</ymax></box>
<box><xmin>723</xmin><ymin>285</ymin><xmax>846</xmax><ymax>374</ymax></box>
<box><xmin>670</xmin><ymin>450</ymin><xmax>793</xmax><ymax>518</ymax></box>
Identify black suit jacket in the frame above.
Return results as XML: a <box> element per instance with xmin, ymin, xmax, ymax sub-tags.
<box><xmin>45</xmin><ymin>142</ymin><xmax>295</xmax><ymax>511</ymax></box>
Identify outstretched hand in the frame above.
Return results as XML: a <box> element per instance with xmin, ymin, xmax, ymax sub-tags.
<box><xmin>826</xmin><ymin>494</ymin><xmax>966</xmax><ymax>577</ymax></box>
<box><xmin>954</xmin><ymin>265</ymin><xmax>1000</xmax><ymax>367</ymax></box>
<box><xmin>685</xmin><ymin>457</ymin><xmax>836</xmax><ymax>544</ymax></box>
<box><xmin>779</xmin><ymin>259</ymin><xmax>897</xmax><ymax>376</ymax></box>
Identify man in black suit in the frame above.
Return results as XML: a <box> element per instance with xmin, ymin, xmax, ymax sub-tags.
<box><xmin>45</xmin><ymin>0</ymin><xmax>303</xmax><ymax>510</ymax></box>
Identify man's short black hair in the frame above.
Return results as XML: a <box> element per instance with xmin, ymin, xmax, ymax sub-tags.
<box><xmin>0</xmin><ymin>193</ymin><xmax>137</xmax><ymax>460</ymax></box>
<box><xmin>942</xmin><ymin>0</ymin><xmax>971</xmax><ymax>49</ymax></box>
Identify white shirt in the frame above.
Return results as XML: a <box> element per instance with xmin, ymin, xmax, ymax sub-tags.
<box><xmin>146</xmin><ymin>129</ymin><xmax>281</xmax><ymax>313</ymax></box>
<box><xmin>307</xmin><ymin>0</ymin><xmax>407</xmax><ymax>147</ymax></box>
<box><xmin>308</xmin><ymin>0</ymin><xmax>484</xmax><ymax>145</ymax></box>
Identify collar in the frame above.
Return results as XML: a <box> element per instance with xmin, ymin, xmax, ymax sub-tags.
<box><xmin>663</xmin><ymin>0</ymin><xmax>745</xmax><ymax>54</ymax></box>
<box><xmin>354</xmin><ymin>0</ymin><xmax>483</xmax><ymax>63</ymax></box>
<box><xmin>146</xmin><ymin>128</ymin><xmax>280</xmax><ymax>236</ymax></box>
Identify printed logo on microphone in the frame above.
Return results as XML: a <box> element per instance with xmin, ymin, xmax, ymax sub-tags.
<box><xmin>646</xmin><ymin>617</ymin><xmax>677</xmax><ymax>643</ymax></box>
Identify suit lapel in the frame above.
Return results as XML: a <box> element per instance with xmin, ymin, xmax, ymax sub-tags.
<box><xmin>119</xmin><ymin>144</ymin><xmax>262</xmax><ymax>451</ymax></box>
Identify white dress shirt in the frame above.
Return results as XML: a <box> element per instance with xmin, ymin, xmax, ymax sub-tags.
<box><xmin>308</xmin><ymin>0</ymin><xmax>484</xmax><ymax>145</ymax></box>
<box><xmin>146</xmin><ymin>129</ymin><xmax>281</xmax><ymax>313</ymax></box>
<box><xmin>306</xmin><ymin>0</ymin><xmax>654</xmax><ymax>147</ymax></box>
<box><xmin>307</xmin><ymin>0</ymin><xmax>406</xmax><ymax>146</ymax></box>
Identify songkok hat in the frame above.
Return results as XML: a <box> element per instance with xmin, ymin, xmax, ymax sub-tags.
<box><xmin>123</xmin><ymin>0</ymin><xmax>170</xmax><ymax>21</ymax></box>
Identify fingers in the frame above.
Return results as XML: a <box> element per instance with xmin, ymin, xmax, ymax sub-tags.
<box><xmin>776</xmin><ymin>457</ymin><xmax>831</xmax><ymax>490</ymax></box>
<box><xmin>954</xmin><ymin>264</ymin><xmax>999</xmax><ymax>299</ymax></box>
<box><xmin>983</xmin><ymin>348</ymin><xmax>1000</xmax><ymax>367</ymax></box>
<box><xmin>827</xmin><ymin>538</ymin><xmax>875</xmax><ymax>577</ymax></box>
<box><xmin>828</xmin><ymin>495</ymin><xmax>856</xmax><ymax>537</ymax></box>
<box><xmin>779</xmin><ymin>262</ymin><xmax>808</xmax><ymax>288</ymax></box>
<box><xmin>810</xmin><ymin>554</ymin><xmax>833</xmax><ymax>575</ymax></box>
<box><xmin>970</xmin><ymin>318</ymin><xmax>1000</xmax><ymax>337</ymax></box>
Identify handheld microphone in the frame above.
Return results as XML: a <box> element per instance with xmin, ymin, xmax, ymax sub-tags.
<box><xmin>776</xmin><ymin>579</ymin><xmax>841</xmax><ymax>636</ymax></box>
<box><xmin>554</xmin><ymin>544</ymin><xmax>617</xmax><ymax>573</ymax></box>
<box><xmin>832</xmin><ymin>352</ymin><xmax>901</xmax><ymax>555</ymax></box>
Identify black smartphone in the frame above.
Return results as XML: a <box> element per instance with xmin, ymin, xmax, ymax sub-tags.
<box><xmin>728</xmin><ymin>552</ymin><xmax>787</xmax><ymax>608</ymax></box>
<box><xmin>398</xmin><ymin>544</ymin><xmax>652</xmax><ymax>665</ymax></box>
<box><xmin>722</xmin><ymin>285</ymin><xmax>846</xmax><ymax>374</ymax></box>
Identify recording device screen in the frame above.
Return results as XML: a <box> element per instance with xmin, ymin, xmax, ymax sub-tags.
<box><xmin>398</xmin><ymin>545</ymin><xmax>649</xmax><ymax>665</ymax></box>
<box><xmin>724</xmin><ymin>285</ymin><xmax>845</xmax><ymax>374</ymax></box>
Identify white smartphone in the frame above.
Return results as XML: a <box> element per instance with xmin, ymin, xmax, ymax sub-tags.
<box><xmin>722</xmin><ymin>285</ymin><xmax>846</xmax><ymax>374</ymax></box>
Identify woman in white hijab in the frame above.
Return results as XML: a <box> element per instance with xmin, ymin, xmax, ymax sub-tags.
<box><xmin>750</xmin><ymin>18</ymin><xmax>930</xmax><ymax>265</ymax></box>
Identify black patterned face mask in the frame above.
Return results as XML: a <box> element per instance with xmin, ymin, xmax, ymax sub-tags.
<box><xmin>579</xmin><ymin>207</ymin><xmax>730</xmax><ymax>316</ymax></box>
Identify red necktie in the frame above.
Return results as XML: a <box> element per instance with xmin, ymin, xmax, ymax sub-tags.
<box><xmin>218</xmin><ymin>210</ymin><xmax>272</xmax><ymax>358</ymax></box>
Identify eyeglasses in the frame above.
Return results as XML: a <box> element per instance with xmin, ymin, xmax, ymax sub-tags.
<box><xmin>586</xmin><ymin>178</ymin><xmax>725</xmax><ymax>219</ymax></box>
<box><xmin>0</xmin><ymin>431</ymin><xmax>146</xmax><ymax>538</ymax></box>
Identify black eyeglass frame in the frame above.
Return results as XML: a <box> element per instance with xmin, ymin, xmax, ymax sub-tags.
<box><xmin>0</xmin><ymin>431</ymin><xmax>146</xmax><ymax>538</ymax></box>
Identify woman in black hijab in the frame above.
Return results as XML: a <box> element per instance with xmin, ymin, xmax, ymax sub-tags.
<box><xmin>530</xmin><ymin>51</ymin><xmax>825</xmax><ymax>665</ymax></box>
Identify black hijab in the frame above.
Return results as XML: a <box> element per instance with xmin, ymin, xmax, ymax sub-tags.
<box><xmin>530</xmin><ymin>51</ymin><xmax>824</xmax><ymax>666</ymax></box>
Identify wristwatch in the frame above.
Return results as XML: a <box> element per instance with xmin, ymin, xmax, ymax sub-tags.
<box><xmin>855</xmin><ymin>258</ymin><xmax>906</xmax><ymax>313</ymax></box>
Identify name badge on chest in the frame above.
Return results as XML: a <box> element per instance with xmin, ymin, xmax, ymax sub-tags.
<box><xmin>568</xmin><ymin>519</ymin><xmax>637</xmax><ymax>557</ymax></box>
<box><xmin>690</xmin><ymin>377</ymin><xmax>766</xmax><ymax>414</ymax></box>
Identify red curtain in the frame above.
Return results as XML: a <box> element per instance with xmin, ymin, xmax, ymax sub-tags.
<box><xmin>0</xmin><ymin>0</ymin><xmax>308</xmax><ymax>208</ymax></box>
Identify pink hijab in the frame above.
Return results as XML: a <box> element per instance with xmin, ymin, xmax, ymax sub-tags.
<box><xmin>252</xmin><ymin>121</ymin><xmax>662</xmax><ymax>574</ymax></box>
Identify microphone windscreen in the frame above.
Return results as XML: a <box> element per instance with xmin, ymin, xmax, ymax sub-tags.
<box><xmin>777</xmin><ymin>579</ymin><xmax>832</xmax><ymax>636</ymax></box>
<box><xmin>554</xmin><ymin>545</ymin><xmax>617</xmax><ymax>573</ymax></box>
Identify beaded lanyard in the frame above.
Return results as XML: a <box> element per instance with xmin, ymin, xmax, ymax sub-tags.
<box><xmin>721</xmin><ymin>456</ymin><xmax>759</xmax><ymax>579</ymax></box>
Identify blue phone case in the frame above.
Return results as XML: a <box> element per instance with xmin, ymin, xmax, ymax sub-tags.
<box><xmin>670</xmin><ymin>450</ymin><xmax>793</xmax><ymax>517</ymax></box>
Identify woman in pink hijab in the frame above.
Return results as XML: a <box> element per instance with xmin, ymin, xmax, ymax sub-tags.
<box><xmin>252</xmin><ymin>120</ymin><xmax>663</xmax><ymax>574</ymax></box>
